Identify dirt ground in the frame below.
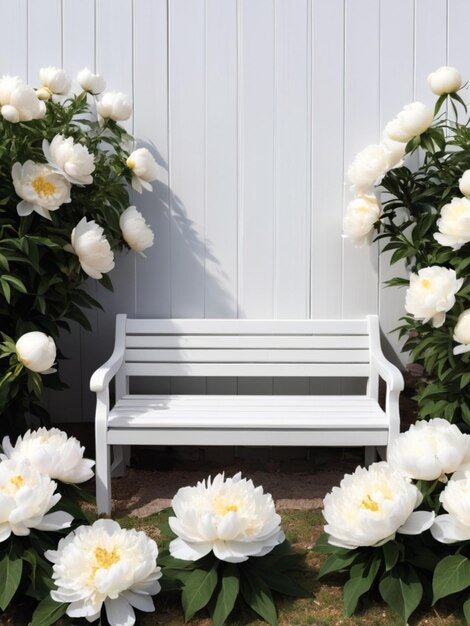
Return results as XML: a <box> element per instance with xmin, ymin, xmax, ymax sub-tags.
<box><xmin>110</xmin><ymin>449</ymin><xmax>364</xmax><ymax>518</ymax></box>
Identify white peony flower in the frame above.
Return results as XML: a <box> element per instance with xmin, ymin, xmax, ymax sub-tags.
<box><xmin>12</xmin><ymin>161</ymin><xmax>71</xmax><ymax>220</ymax></box>
<box><xmin>45</xmin><ymin>519</ymin><xmax>161</xmax><ymax>626</ymax></box>
<box><xmin>0</xmin><ymin>74</ymin><xmax>45</xmax><ymax>122</ymax></box>
<box><xmin>96</xmin><ymin>91</ymin><xmax>132</xmax><ymax>122</ymax></box>
<box><xmin>0</xmin><ymin>458</ymin><xmax>72</xmax><ymax>542</ymax></box>
<box><xmin>347</xmin><ymin>143</ymin><xmax>390</xmax><ymax>194</ymax></box>
<box><xmin>342</xmin><ymin>194</ymin><xmax>381</xmax><ymax>247</ymax></box>
<box><xmin>431</xmin><ymin>478</ymin><xmax>470</xmax><ymax>543</ymax></box>
<box><xmin>453</xmin><ymin>309</ymin><xmax>470</xmax><ymax>356</ymax></box>
<box><xmin>433</xmin><ymin>196</ymin><xmax>470</xmax><ymax>250</ymax></box>
<box><xmin>384</xmin><ymin>102</ymin><xmax>434</xmax><ymax>143</ymax></box>
<box><xmin>323</xmin><ymin>462</ymin><xmax>435</xmax><ymax>549</ymax></box>
<box><xmin>387</xmin><ymin>418</ymin><xmax>470</xmax><ymax>481</ymax></box>
<box><xmin>77</xmin><ymin>67</ymin><xmax>106</xmax><ymax>95</ymax></box>
<box><xmin>43</xmin><ymin>134</ymin><xmax>95</xmax><ymax>186</ymax></box>
<box><xmin>405</xmin><ymin>266</ymin><xmax>463</xmax><ymax>328</ymax></box>
<box><xmin>427</xmin><ymin>66</ymin><xmax>462</xmax><ymax>95</ymax></box>
<box><xmin>16</xmin><ymin>331</ymin><xmax>56</xmax><ymax>373</ymax></box>
<box><xmin>38</xmin><ymin>66</ymin><xmax>71</xmax><ymax>98</ymax></box>
<box><xmin>169</xmin><ymin>472</ymin><xmax>285</xmax><ymax>563</ymax></box>
<box><xmin>126</xmin><ymin>148</ymin><xmax>159</xmax><ymax>193</ymax></box>
<box><xmin>120</xmin><ymin>206</ymin><xmax>154</xmax><ymax>255</ymax></box>
<box><xmin>382</xmin><ymin>135</ymin><xmax>407</xmax><ymax>170</ymax></box>
<box><xmin>69</xmin><ymin>217</ymin><xmax>115</xmax><ymax>279</ymax></box>
<box><xmin>1</xmin><ymin>427</ymin><xmax>94</xmax><ymax>484</ymax></box>
<box><xmin>459</xmin><ymin>170</ymin><xmax>470</xmax><ymax>197</ymax></box>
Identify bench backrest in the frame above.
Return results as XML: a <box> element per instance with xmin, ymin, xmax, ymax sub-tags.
<box><xmin>115</xmin><ymin>315</ymin><xmax>378</xmax><ymax>397</ymax></box>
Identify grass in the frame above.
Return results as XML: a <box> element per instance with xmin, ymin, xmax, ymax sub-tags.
<box><xmin>0</xmin><ymin>509</ymin><xmax>466</xmax><ymax>626</ymax></box>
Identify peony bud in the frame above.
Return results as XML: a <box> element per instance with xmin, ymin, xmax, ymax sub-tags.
<box><xmin>427</xmin><ymin>66</ymin><xmax>462</xmax><ymax>95</ymax></box>
<box><xmin>1</xmin><ymin>104</ymin><xmax>19</xmax><ymax>123</ymax></box>
<box><xmin>459</xmin><ymin>170</ymin><xmax>470</xmax><ymax>197</ymax></box>
<box><xmin>16</xmin><ymin>331</ymin><xmax>56</xmax><ymax>373</ymax></box>
<box><xmin>96</xmin><ymin>91</ymin><xmax>132</xmax><ymax>121</ymax></box>
<box><xmin>70</xmin><ymin>217</ymin><xmax>115</xmax><ymax>279</ymax></box>
<box><xmin>453</xmin><ymin>309</ymin><xmax>470</xmax><ymax>355</ymax></box>
<box><xmin>77</xmin><ymin>67</ymin><xmax>106</xmax><ymax>95</ymax></box>
<box><xmin>39</xmin><ymin>67</ymin><xmax>71</xmax><ymax>96</ymax></box>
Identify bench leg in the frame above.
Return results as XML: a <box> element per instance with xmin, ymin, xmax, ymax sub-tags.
<box><xmin>96</xmin><ymin>441</ymin><xmax>112</xmax><ymax>516</ymax></box>
<box><xmin>111</xmin><ymin>445</ymin><xmax>130</xmax><ymax>478</ymax></box>
<box><xmin>364</xmin><ymin>446</ymin><xmax>377</xmax><ymax>467</ymax></box>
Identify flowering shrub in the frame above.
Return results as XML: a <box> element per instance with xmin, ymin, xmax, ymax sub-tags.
<box><xmin>0</xmin><ymin>66</ymin><xmax>158</xmax><ymax>436</ymax></box>
<box><xmin>342</xmin><ymin>64</ymin><xmax>470</xmax><ymax>426</ymax></box>
<box><xmin>316</xmin><ymin>418</ymin><xmax>470</xmax><ymax>624</ymax></box>
<box><xmin>160</xmin><ymin>472</ymin><xmax>307</xmax><ymax>626</ymax></box>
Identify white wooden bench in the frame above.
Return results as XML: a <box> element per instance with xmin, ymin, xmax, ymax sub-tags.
<box><xmin>90</xmin><ymin>314</ymin><xmax>404</xmax><ymax>514</ymax></box>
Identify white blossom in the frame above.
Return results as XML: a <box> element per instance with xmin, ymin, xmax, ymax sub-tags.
<box><xmin>43</xmin><ymin>134</ymin><xmax>95</xmax><ymax>186</ymax></box>
<box><xmin>1</xmin><ymin>427</ymin><xmax>94</xmax><ymax>484</ymax></box>
<box><xmin>45</xmin><ymin>520</ymin><xmax>161</xmax><ymax>626</ymax></box>
<box><xmin>169</xmin><ymin>472</ymin><xmax>285</xmax><ymax>563</ymax></box>
<box><xmin>16</xmin><ymin>331</ymin><xmax>56</xmax><ymax>373</ymax></box>
<box><xmin>405</xmin><ymin>266</ymin><xmax>463</xmax><ymax>328</ymax></box>
<box><xmin>69</xmin><ymin>217</ymin><xmax>115</xmax><ymax>280</ymax></box>
<box><xmin>120</xmin><ymin>206</ymin><xmax>154</xmax><ymax>255</ymax></box>
<box><xmin>12</xmin><ymin>161</ymin><xmax>71</xmax><ymax>220</ymax></box>
<box><xmin>323</xmin><ymin>463</ymin><xmax>434</xmax><ymax>549</ymax></box>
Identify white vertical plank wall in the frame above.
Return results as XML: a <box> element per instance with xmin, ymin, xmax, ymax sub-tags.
<box><xmin>3</xmin><ymin>0</ymin><xmax>467</xmax><ymax>421</ymax></box>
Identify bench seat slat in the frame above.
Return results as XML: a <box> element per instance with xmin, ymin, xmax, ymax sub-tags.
<box><xmin>108</xmin><ymin>395</ymin><xmax>386</xmax><ymax>428</ymax></box>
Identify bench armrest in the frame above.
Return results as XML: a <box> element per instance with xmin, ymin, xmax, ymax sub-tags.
<box><xmin>90</xmin><ymin>314</ymin><xmax>127</xmax><ymax>392</ymax></box>
<box><xmin>90</xmin><ymin>348</ymin><xmax>125</xmax><ymax>392</ymax></box>
<box><xmin>371</xmin><ymin>351</ymin><xmax>404</xmax><ymax>392</ymax></box>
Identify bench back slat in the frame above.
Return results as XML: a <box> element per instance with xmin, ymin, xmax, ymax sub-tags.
<box><xmin>125</xmin><ymin>348</ymin><xmax>370</xmax><ymax>364</ymax></box>
<box><xmin>125</xmin><ymin>362</ymin><xmax>371</xmax><ymax>377</ymax></box>
<box><xmin>119</xmin><ymin>317</ymin><xmax>374</xmax><ymax>380</ymax></box>
<box><xmin>125</xmin><ymin>334</ymin><xmax>369</xmax><ymax>349</ymax></box>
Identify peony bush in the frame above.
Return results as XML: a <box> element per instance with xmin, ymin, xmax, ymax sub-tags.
<box><xmin>317</xmin><ymin>418</ymin><xmax>470</xmax><ymax>624</ymax></box>
<box><xmin>342</xmin><ymin>64</ymin><xmax>470</xmax><ymax>427</ymax></box>
<box><xmin>0</xmin><ymin>65</ymin><xmax>159</xmax><ymax>437</ymax></box>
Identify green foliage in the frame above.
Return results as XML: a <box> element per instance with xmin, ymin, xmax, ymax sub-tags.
<box><xmin>315</xmin><ymin>532</ymin><xmax>448</xmax><ymax>625</ymax></box>
<box><xmin>160</xmin><ymin>539</ymin><xmax>309</xmax><ymax>626</ymax></box>
<box><xmin>0</xmin><ymin>89</ymin><xmax>137</xmax><ymax>436</ymax></box>
<box><xmin>371</xmin><ymin>91</ymin><xmax>470</xmax><ymax>429</ymax></box>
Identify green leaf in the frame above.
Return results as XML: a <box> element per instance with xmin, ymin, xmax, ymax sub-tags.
<box><xmin>182</xmin><ymin>565</ymin><xmax>218</xmax><ymax>621</ymax></box>
<box><xmin>240</xmin><ymin>571</ymin><xmax>278</xmax><ymax>626</ymax></box>
<box><xmin>260</xmin><ymin>569</ymin><xmax>310</xmax><ymax>598</ymax></box>
<box><xmin>0</xmin><ymin>548</ymin><xmax>23</xmax><ymax>610</ymax></box>
<box><xmin>433</xmin><ymin>554</ymin><xmax>470</xmax><ymax>603</ymax></box>
<box><xmin>318</xmin><ymin>551</ymin><xmax>361</xmax><ymax>578</ymax></box>
<box><xmin>379</xmin><ymin>564</ymin><xmax>422</xmax><ymax>623</ymax></box>
<box><xmin>463</xmin><ymin>596</ymin><xmax>470</xmax><ymax>624</ymax></box>
<box><xmin>211</xmin><ymin>563</ymin><xmax>240</xmax><ymax>626</ymax></box>
<box><xmin>31</xmin><ymin>596</ymin><xmax>68</xmax><ymax>626</ymax></box>
<box><xmin>461</xmin><ymin>372</ymin><xmax>470</xmax><ymax>390</ymax></box>
<box><xmin>1</xmin><ymin>274</ymin><xmax>27</xmax><ymax>293</ymax></box>
<box><xmin>382</xmin><ymin>542</ymin><xmax>399</xmax><ymax>572</ymax></box>
<box><xmin>343</xmin><ymin>556</ymin><xmax>381</xmax><ymax>616</ymax></box>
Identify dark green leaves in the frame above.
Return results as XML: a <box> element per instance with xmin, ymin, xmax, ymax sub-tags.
<box><xmin>161</xmin><ymin>540</ymin><xmax>307</xmax><ymax>624</ymax></box>
<box><xmin>31</xmin><ymin>596</ymin><xmax>67</xmax><ymax>626</ymax></box>
<box><xmin>343</xmin><ymin>555</ymin><xmax>381</xmax><ymax>616</ymax></box>
<box><xmin>0</xmin><ymin>547</ymin><xmax>23</xmax><ymax>610</ymax></box>
<box><xmin>379</xmin><ymin>564</ymin><xmax>423</xmax><ymax>624</ymax></box>
<box><xmin>433</xmin><ymin>555</ymin><xmax>470</xmax><ymax>604</ymax></box>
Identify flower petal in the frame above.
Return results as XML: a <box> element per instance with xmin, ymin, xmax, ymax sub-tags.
<box><xmin>105</xmin><ymin>596</ymin><xmax>135</xmax><ymax>626</ymax></box>
<box><xmin>35</xmin><ymin>510</ymin><xmax>73</xmax><ymax>531</ymax></box>
<box><xmin>431</xmin><ymin>514</ymin><xmax>470</xmax><ymax>543</ymax></box>
<box><xmin>397</xmin><ymin>510</ymin><xmax>435</xmax><ymax>535</ymax></box>
<box><xmin>169</xmin><ymin>537</ymin><xmax>212</xmax><ymax>561</ymax></box>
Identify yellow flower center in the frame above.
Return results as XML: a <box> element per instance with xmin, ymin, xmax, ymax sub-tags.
<box><xmin>420</xmin><ymin>279</ymin><xmax>431</xmax><ymax>289</ymax></box>
<box><xmin>10</xmin><ymin>475</ymin><xmax>24</xmax><ymax>491</ymax></box>
<box><xmin>213</xmin><ymin>497</ymin><xmax>239</xmax><ymax>516</ymax></box>
<box><xmin>32</xmin><ymin>176</ymin><xmax>56</xmax><ymax>198</ymax></box>
<box><xmin>361</xmin><ymin>494</ymin><xmax>379</xmax><ymax>512</ymax></box>
<box><xmin>126</xmin><ymin>157</ymin><xmax>135</xmax><ymax>170</ymax></box>
<box><xmin>93</xmin><ymin>546</ymin><xmax>121</xmax><ymax>570</ymax></box>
